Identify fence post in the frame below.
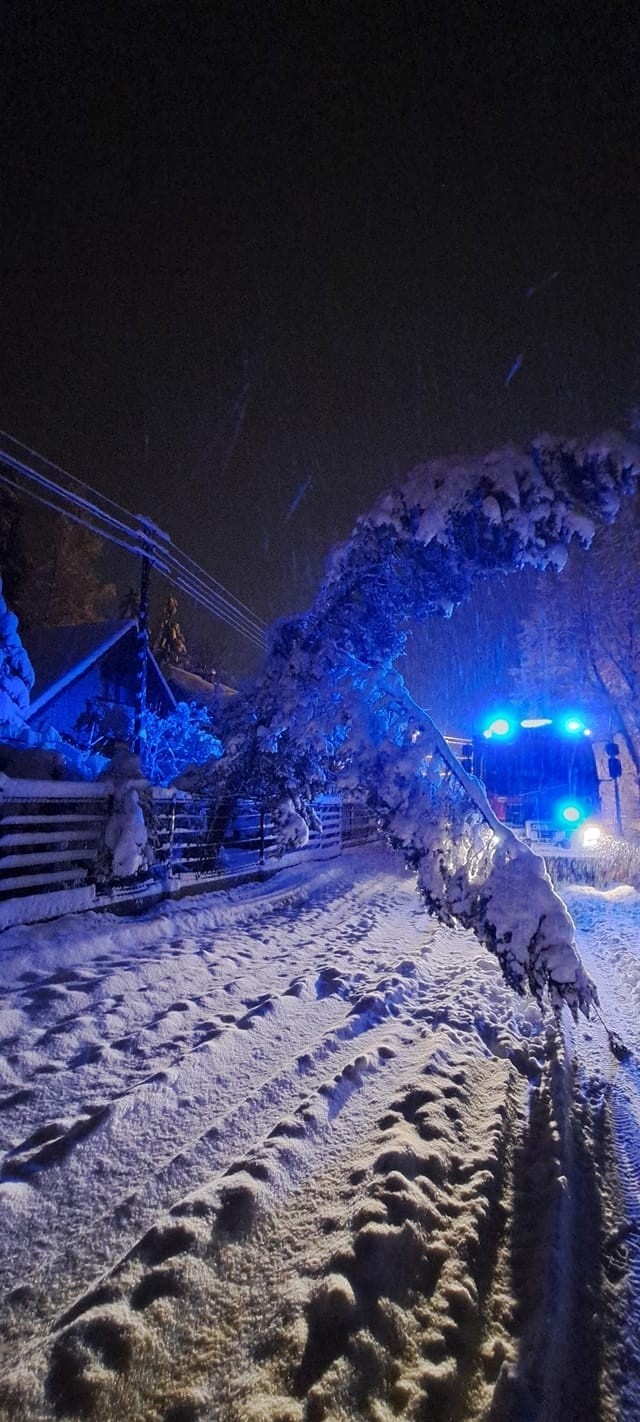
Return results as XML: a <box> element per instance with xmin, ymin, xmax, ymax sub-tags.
<box><xmin>168</xmin><ymin>795</ymin><xmax>177</xmax><ymax>882</ymax></box>
<box><xmin>259</xmin><ymin>807</ymin><xmax>265</xmax><ymax>865</ymax></box>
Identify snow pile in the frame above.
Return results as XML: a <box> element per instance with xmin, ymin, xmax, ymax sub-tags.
<box><xmin>0</xmin><ymin>721</ymin><xmax>108</xmax><ymax>781</ymax></box>
<box><xmin>272</xmin><ymin>797</ymin><xmax>311</xmax><ymax>849</ymax></box>
<box><xmin>104</xmin><ymin>785</ymin><xmax>149</xmax><ymax>878</ymax></box>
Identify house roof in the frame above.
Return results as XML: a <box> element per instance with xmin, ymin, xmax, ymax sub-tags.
<box><xmin>25</xmin><ymin>620</ymin><xmax>176</xmax><ymax>718</ymax></box>
<box><xmin>166</xmin><ymin>665</ymin><xmax>237</xmax><ymax>707</ymax></box>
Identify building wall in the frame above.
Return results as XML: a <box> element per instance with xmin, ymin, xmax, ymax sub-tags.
<box><xmin>29</xmin><ymin>666</ymin><xmax>103</xmax><ymax>737</ymax></box>
<box><xmin>28</xmin><ymin>635</ymin><xmax>174</xmax><ymax>740</ymax></box>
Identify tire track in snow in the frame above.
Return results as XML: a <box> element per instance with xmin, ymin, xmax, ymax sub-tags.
<box><xmin>0</xmin><ymin>858</ymin><xmax>456</xmax><ymax>1374</ymax></box>
<box><xmin>36</xmin><ymin>1038</ymin><xmax>530</xmax><ymax>1422</ymax></box>
<box><xmin>0</xmin><ymin>958</ymin><xmax>430</xmax><ymax>1365</ymax></box>
<box><xmin>0</xmin><ymin>852</ymin><xmax>572</xmax><ymax>1419</ymax></box>
<box><xmin>0</xmin><ymin>867</ymin><xmax>416</xmax><ymax>1140</ymax></box>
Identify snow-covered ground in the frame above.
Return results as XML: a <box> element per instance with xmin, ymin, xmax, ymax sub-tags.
<box><xmin>0</xmin><ymin>845</ymin><xmax>639</xmax><ymax>1422</ymax></box>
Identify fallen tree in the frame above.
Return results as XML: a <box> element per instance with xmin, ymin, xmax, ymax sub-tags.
<box><xmin>193</xmin><ymin>434</ymin><xmax>640</xmax><ymax>1016</ymax></box>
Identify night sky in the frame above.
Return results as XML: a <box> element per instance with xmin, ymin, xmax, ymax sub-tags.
<box><xmin>2</xmin><ymin>2</ymin><xmax>639</xmax><ymax>670</ymax></box>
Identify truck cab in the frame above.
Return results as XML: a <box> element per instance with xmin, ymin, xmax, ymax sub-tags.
<box><xmin>464</xmin><ymin>713</ymin><xmax>602</xmax><ymax>847</ymax></box>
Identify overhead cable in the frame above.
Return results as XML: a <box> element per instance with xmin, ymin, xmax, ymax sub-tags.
<box><xmin>0</xmin><ymin>440</ymin><xmax>266</xmax><ymax>647</ymax></box>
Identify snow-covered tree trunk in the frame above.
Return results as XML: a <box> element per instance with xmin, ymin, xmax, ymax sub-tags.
<box><xmin>211</xmin><ymin>435</ymin><xmax>640</xmax><ymax>1017</ymax></box>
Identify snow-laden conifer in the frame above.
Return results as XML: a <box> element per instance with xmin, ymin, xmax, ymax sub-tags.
<box><xmin>209</xmin><ymin>435</ymin><xmax>640</xmax><ymax>1016</ymax></box>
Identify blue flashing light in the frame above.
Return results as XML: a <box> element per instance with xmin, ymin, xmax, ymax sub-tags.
<box><xmin>561</xmin><ymin>715</ymin><xmax>586</xmax><ymax>735</ymax></box>
<box><xmin>482</xmin><ymin>713</ymin><xmax>517</xmax><ymax>740</ymax></box>
<box><xmin>488</xmin><ymin>718</ymin><xmax>511</xmax><ymax>737</ymax></box>
<box><xmin>556</xmin><ymin>800</ymin><xmax>585</xmax><ymax>827</ymax></box>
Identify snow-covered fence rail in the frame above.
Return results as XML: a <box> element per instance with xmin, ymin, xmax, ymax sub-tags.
<box><xmin>0</xmin><ymin>779</ymin><xmax>378</xmax><ymax>930</ymax></box>
<box><xmin>151</xmin><ymin>790</ymin><xmax>224</xmax><ymax>881</ymax></box>
<box><xmin>149</xmin><ymin>792</ymin><xmax>348</xmax><ymax>883</ymax></box>
<box><xmin>0</xmin><ymin>775</ymin><xmax>110</xmax><ymax>928</ymax></box>
<box><xmin>341</xmin><ymin>801</ymin><xmax>380</xmax><ymax>847</ymax></box>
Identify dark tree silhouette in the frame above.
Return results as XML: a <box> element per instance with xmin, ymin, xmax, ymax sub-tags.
<box><xmin>512</xmin><ymin>497</ymin><xmax>640</xmax><ymax>795</ymax></box>
<box><xmin>1</xmin><ymin>499</ymin><xmax>116</xmax><ymax>630</ymax></box>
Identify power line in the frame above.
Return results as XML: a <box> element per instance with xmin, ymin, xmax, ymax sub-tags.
<box><xmin>0</xmin><ymin>428</ymin><xmax>265</xmax><ymax>628</ymax></box>
<box><xmin>0</xmin><ymin>462</ymin><xmax>265</xmax><ymax>649</ymax></box>
<box><xmin>0</xmin><ymin>438</ymin><xmax>266</xmax><ymax>631</ymax></box>
<box><xmin>0</xmin><ymin>437</ymin><xmax>266</xmax><ymax>649</ymax></box>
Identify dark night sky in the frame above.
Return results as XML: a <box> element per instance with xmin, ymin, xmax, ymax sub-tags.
<box><xmin>2</xmin><ymin>1</ymin><xmax>640</xmax><ymax>670</ymax></box>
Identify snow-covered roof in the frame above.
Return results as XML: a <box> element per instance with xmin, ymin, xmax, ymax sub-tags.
<box><xmin>25</xmin><ymin>619</ymin><xmax>176</xmax><ymax>718</ymax></box>
<box><xmin>166</xmin><ymin>664</ymin><xmax>237</xmax><ymax>706</ymax></box>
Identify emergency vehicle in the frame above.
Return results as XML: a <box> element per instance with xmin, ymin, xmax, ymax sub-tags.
<box><xmin>451</xmin><ymin>712</ymin><xmax>622</xmax><ymax>847</ymax></box>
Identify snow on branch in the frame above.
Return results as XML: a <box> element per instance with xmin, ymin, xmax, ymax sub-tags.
<box><xmin>212</xmin><ymin>435</ymin><xmax>640</xmax><ymax>1017</ymax></box>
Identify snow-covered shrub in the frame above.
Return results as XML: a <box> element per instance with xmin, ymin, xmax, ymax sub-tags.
<box><xmin>0</xmin><ymin>575</ymin><xmax>34</xmax><ymax>735</ymax></box>
<box><xmin>73</xmin><ymin>698</ymin><xmax>223</xmax><ymax>787</ymax></box>
<box><xmin>72</xmin><ymin>699</ymin><xmax>133</xmax><ymax>760</ymax></box>
<box><xmin>140</xmin><ymin>702</ymin><xmax>222</xmax><ymax>786</ymax></box>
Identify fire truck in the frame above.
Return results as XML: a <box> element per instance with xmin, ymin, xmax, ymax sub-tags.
<box><xmin>450</xmin><ymin>712</ymin><xmax>623</xmax><ymax>847</ymax></box>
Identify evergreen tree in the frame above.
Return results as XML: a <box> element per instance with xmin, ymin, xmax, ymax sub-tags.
<box><xmin>154</xmin><ymin>595</ymin><xmax>188</xmax><ymax>667</ymax></box>
<box><xmin>0</xmin><ymin>488</ymin><xmax>26</xmax><ymax>612</ymax></box>
<box><xmin>205</xmin><ymin>434</ymin><xmax>640</xmax><ymax>1017</ymax></box>
<box><xmin>21</xmin><ymin>514</ymin><xmax>116</xmax><ymax>628</ymax></box>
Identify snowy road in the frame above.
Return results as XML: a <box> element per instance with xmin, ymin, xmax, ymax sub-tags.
<box><xmin>0</xmin><ymin>846</ymin><xmax>639</xmax><ymax>1421</ymax></box>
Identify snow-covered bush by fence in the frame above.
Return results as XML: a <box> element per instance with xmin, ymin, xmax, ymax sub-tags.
<box><xmin>138</xmin><ymin>702</ymin><xmax>223</xmax><ymax>785</ymax></box>
<box><xmin>75</xmin><ymin>699</ymin><xmax>223</xmax><ymax>787</ymax></box>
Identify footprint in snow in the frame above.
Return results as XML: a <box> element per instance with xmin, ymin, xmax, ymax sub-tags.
<box><xmin>316</xmin><ymin>967</ymin><xmax>349</xmax><ymax>999</ymax></box>
<box><xmin>237</xmin><ymin>998</ymin><xmax>276</xmax><ymax>1028</ymax></box>
<box><xmin>0</xmin><ymin>1087</ymin><xmax>34</xmax><ymax>1111</ymax></box>
<box><xmin>1</xmin><ymin>1105</ymin><xmax>110</xmax><ymax>1180</ymax></box>
<box><xmin>68</xmin><ymin>1042</ymin><xmax>105</xmax><ymax>1068</ymax></box>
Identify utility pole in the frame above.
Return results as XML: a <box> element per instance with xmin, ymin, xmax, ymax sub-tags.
<box><xmin>133</xmin><ymin>518</ymin><xmax>154</xmax><ymax>757</ymax></box>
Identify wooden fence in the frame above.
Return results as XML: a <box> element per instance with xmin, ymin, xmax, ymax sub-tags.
<box><xmin>0</xmin><ymin>774</ymin><xmax>378</xmax><ymax>930</ymax></box>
